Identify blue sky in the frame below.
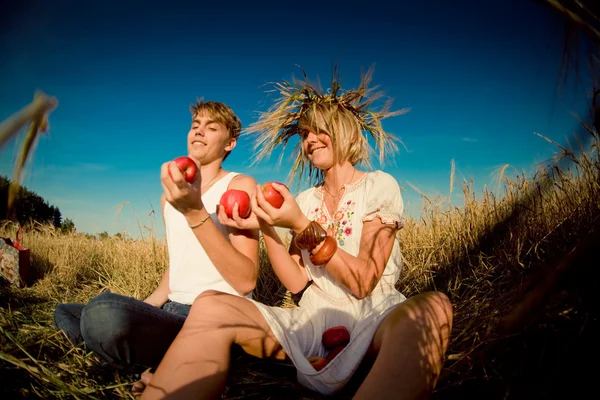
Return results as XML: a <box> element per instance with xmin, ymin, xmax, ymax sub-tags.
<box><xmin>0</xmin><ymin>0</ymin><xmax>592</xmax><ymax>238</ymax></box>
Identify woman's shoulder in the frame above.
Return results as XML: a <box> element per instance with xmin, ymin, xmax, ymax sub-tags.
<box><xmin>364</xmin><ymin>170</ymin><xmax>400</xmax><ymax>189</ymax></box>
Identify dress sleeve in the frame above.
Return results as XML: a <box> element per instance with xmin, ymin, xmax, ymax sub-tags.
<box><xmin>294</xmin><ymin>190</ymin><xmax>308</xmax><ymax>209</ymax></box>
<box><xmin>362</xmin><ymin>171</ymin><xmax>404</xmax><ymax>229</ymax></box>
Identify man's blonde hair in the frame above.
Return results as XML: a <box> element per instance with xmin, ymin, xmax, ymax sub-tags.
<box><xmin>190</xmin><ymin>100</ymin><xmax>242</xmax><ymax>139</ymax></box>
<box><xmin>190</xmin><ymin>100</ymin><xmax>241</xmax><ymax>161</ymax></box>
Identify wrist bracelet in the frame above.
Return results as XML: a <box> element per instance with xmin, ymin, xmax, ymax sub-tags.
<box><xmin>309</xmin><ymin>236</ymin><xmax>338</xmax><ymax>266</ymax></box>
<box><xmin>294</xmin><ymin>221</ymin><xmax>327</xmax><ymax>252</ymax></box>
<box><xmin>189</xmin><ymin>213</ymin><xmax>211</xmax><ymax>229</ymax></box>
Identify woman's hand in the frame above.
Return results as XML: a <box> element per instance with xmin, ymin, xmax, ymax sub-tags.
<box><xmin>216</xmin><ymin>203</ymin><xmax>261</xmax><ymax>230</ymax></box>
<box><xmin>160</xmin><ymin>161</ymin><xmax>204</xmax><ymax>215</ymax></box>
<box><xmin>251</xmin><ymin>182</ymin><xmax>310</xmax><ymax>233</ymax></box>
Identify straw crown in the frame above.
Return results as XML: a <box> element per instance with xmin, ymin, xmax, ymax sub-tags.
<box><xmin>244</xmin><ymin>65</ymin><xmax>409</xmax><ymax>188</ymax></box>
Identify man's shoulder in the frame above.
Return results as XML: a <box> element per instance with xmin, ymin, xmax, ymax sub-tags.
<box><xmin>228</xmin><ymin>173</ymin><xmax>258</xmax><ymax>192</ymax></box>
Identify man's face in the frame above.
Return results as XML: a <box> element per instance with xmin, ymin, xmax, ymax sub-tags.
<box><xmin>187</xmin><ymin>111</ymin><xmax>235</xmax><ymax>165</ymax></box>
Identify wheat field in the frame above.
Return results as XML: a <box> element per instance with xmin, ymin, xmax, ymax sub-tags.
<box><xmin>0</xmin><ymin>129</ymin><xmax>599</xmax><ymax>399</ymax></box>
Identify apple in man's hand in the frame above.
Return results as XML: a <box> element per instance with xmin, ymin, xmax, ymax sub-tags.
<box><xmin>322</xmin><ymin>326</ymin><xmax>350</xmax><ymax>350</ymax></box>
<box><xmin>220</xmin><ymin>189</ymin><xmax>251</xmax><ymax>219</ymax></box>
<box><xmin>307</xmin><ymin>356</ymin><xmax>328</xmax><ymax>371</ymax></box>
<box><xmin>169</xmin><ymin>156</ymin><xmax>198</xmax><ymax>183</ymax></box>
<box><xmin>261</xmin><ymin>182</ymin><xmax>287</xmax><ymax>209</ymax></box>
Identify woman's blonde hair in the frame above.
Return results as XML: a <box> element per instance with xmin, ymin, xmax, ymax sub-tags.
<box><xmin>244</xmin><ymin>66</ymin><xmax>409</xmax><ymax>187</ymax></box>
<box><xmin>298</xmin><ymin>102</ymin><xmax>366</xmax><ymax>167</ymax></box>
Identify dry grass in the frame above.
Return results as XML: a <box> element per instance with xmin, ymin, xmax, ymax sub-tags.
<box><xmin>397</xmin><ymin>127</ymin><xmax>600</xmax><ymax>398</ymax></box>
<box><xmin>0</xmin><ymin>127</ymin><xmax>599</xmax><ymax>398</ymax></box>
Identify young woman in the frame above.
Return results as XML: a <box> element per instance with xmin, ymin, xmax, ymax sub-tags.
<box><xmin>139</xmin><ymin>68</ymin><xmax>453</xmax><ymax>400</ymax></box>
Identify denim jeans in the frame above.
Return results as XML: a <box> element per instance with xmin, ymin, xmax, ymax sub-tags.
<box><xmin>53</xmin><ymin>291</ymin><xmax>191</xmax><ymax>368</ymax></box>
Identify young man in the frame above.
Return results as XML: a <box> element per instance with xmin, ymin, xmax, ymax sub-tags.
<box><xmin>52</xmin><ymin>100</ymin><xmax>260</xmax><ymax>369</ymax></box>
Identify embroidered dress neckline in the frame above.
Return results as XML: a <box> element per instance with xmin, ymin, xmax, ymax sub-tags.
<box><xmin>317</xmin><ymin>172</ymin><xmax>370</xmax><ymax>218</ymax></box>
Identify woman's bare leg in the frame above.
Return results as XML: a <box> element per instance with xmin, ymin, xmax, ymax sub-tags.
<box><xmin>355</xmin><ymin>291</ymin><xmax>453</xmax><ymax>400</ymax></box>
<box><xmin>140</xmin><ymin>291</ymin><xmax>285</xmax><ymax>400</ymax></box>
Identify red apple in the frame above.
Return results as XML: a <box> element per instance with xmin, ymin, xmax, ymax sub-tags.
<box><xmin>261</xmin><ymin>182</ymin><xmax>286</xmax><ymax>209</ymax></box>
<box><xmin>169</xmin><ymin>156</ymin><xmax>198</xmax><ymax>183</ymax></box>
<box><xmin>326</xmin><ymin>345</ymin><xmax>346</xmax><ymax>362</ymax></box>
<box><xmin>307</xmin><ymin>356</ymin><xmax>328</xmax><ymax>371</ymax></box>
<box><xmin>219</xmin><ymin>189</ymin><xmax>251</xmax><ymax>219</ymax></box>
<box><xmin>13</xmin><ymin>227</ymin><xmax>24</xmax><ymax>250</ymax></box>
<box><xmin>322</xmin><ymin>326</ymin><xmax>350</xmax><ymax>350</ymax></box>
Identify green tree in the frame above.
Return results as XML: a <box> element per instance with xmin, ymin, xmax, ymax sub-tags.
<box><xmin>0</xmin><ymin>176</ymin><xmax>67</xmax><ymax>228</ymax></box>
<box><xmin>60</xmin><ymin>218</ymin><xmax>76</xmax><ymax>233</ymax></box>
<box><xmin>52</xmin><ymin>206</ymin><xmax>62</xmax><ymax>227</ymax></box>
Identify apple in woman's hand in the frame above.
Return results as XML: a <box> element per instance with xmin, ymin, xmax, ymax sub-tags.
<box><xmin>322</xmin><ymin>326</ymin><xmax>350</xmax><ymax>350</ymax></box>
<box><xmin>261</xmin><ymin>182</ymin><xmax>287</xmax><ymax>208</ymax></box>
<box><xmin>307</xmin><ymin>356</ymin><xmax>328</xmax><ymax>371</ymax></box>
<box><xmin>169</xmin><ymin>156</ymin><xmax>198</xmax><ymax>183</ymax></box>
<box><xmin>220</xmin><ymin>189</ymin><xmax>251</xmax><ymax>219</ymax></box>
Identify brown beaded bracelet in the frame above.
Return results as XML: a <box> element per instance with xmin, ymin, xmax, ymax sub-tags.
<box><xmin>309</xmin><ymin>236</ymin><xmax>338</xmax><ymax>266</ymax></box>
<box><xmin>294</xmin><ymin>221</ymin><xmax>327</xmax><ymax>253</ymax></box>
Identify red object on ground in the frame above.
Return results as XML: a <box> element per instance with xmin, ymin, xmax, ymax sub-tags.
<box><xmin>307</xmin><ymin>356</ymin><xmax>328</xmax><ymax>371</ymax></box>
<box><xmin>326</xmin><ymin>345</ymin><xmax>346</xmax><ymax>362</ymax></box>
<box><xmin>322</xmin><ymin>326</ymin><xmax>350</xmax><ymax>350</ymax></box>
<box><xmin>13</xmin><ymin>227</ymin><xmax>23</xmax><ymax>250</ymax></box>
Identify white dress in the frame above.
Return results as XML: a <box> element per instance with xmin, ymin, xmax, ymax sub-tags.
<box><xmin>250</xmin><ymin>170</ymin><xmax>407</xmax><ymax>395</ymax></box>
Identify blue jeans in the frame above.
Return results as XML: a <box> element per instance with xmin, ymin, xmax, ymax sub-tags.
<box><xmin>53</xmin><ymin>291</ymin><xmax>190</xmax><ymax>368</ymax></box>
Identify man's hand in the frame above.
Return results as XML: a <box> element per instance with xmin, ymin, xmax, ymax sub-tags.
<box><xmin>161</xmin><ymin>161</ymin><xmax>204</xmax><ymax>215</ymax></box>
<box><xmin>216</xmin><ymin>203</ymin><xmax>260</xmax><ymax>230</ymax></box>
<box><xmin>142</xmin><ymin>297</ymin><xmax>164</xmax><ymax>308</ymax></box>
<box><xmin>143</xmin><ymin>266</ymin><xmax>170</xmax><ymax>309</ymax></box>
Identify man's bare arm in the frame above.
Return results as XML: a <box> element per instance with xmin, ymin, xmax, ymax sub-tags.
<box><xmin>143</xmin><ymin>267</ymin><xmax>170</xmax><ymax>307</ymax></box>
<box><xmin>143</xmin><ymin>195</ymin><xmax>171</xmax><ymax>306</ymax></box>
<box><xmin>184</xmin><ymin>175</ymin><xmax>260</xmax><ymax>296</ymax></box>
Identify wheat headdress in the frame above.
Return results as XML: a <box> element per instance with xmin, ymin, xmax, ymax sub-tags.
<box><xmin>244</xmin><ymin>66</ymin><xmax>409</xmax><ymax>188</ymax></box>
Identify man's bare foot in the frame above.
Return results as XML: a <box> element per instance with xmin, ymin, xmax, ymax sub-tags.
<box><xmin>132</xmin><ymin>368</ymin><xmax>153</xmax><ymax>397</ymax></box>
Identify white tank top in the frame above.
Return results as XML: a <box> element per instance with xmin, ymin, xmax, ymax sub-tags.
<box><xmin>164</xmin><ymin>172</ymin><xmax>253</xmax><ymax>304</ymax></box>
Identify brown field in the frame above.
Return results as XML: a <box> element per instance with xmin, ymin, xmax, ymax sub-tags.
<box><xmin>1</xmin><ymin>130</ymin><xmax>599</xmax><ymax>399</ymax></box>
